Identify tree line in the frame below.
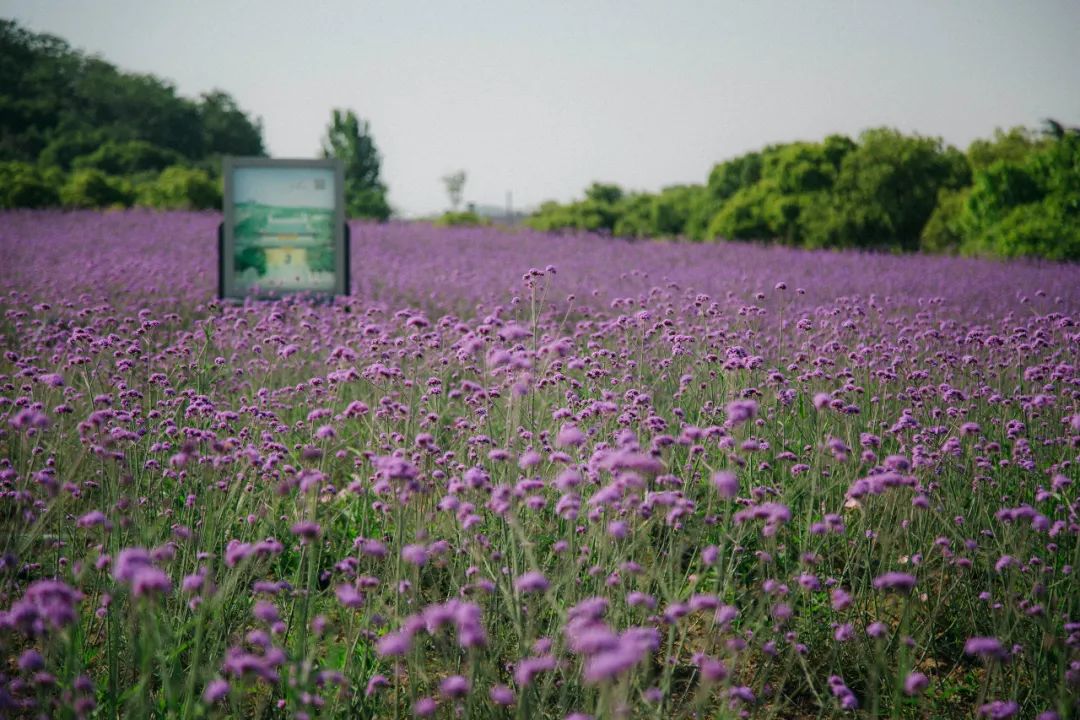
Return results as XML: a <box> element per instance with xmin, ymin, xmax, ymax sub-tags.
<box><xmin>3</xmin><ymin>19</ymin><xmax>1075</xmax><ymax>259</ymax></box>
<box><xmin>0</xmin><ymin>20</ymin><xmax>390</xmax><ymax>219</ymax></box>
<box><xmin>526</xmin><ymin>124</ymin><xmax>1079</xmax><ymax>261</ymax></box>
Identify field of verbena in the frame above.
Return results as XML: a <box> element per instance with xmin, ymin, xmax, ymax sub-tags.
<box><xmin>1</xmin><ymin>210</ymin><xmax>1078</xmax><ymax>720</ymax></box>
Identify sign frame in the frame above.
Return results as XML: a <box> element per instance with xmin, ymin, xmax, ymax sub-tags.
<box><xmin>221</xmin><ymin>157</ymin><xmax>347</xmax><ymax>300</ymax></box>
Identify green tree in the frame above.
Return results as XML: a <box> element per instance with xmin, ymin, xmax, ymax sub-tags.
<box><xmin>442</xmin><ymin>170</ymin><xmax>466</xmax><ymax>211</ymax></box>
<box><xmin>651</xmin><ymin>185</ymin><xmax>703</xmax><ymax>238</ymax></box>
<box><xmin>0</xmin><ymin>161</ymin><xmax>60</xmax><ymax>208</ymax></box>
<box><xmin>612</xmin><ymin>193</ymin><xmax>654</xmax><ymax>238</ymax></box>
<box><xmin>321</xmin><ymin>108</ymin><xmax>390</xmax><ymax>220</ymax></box>
<box><xmin>810</xmin><ymin>128</ymin><xmax>970</xmax><ymax>250</ymax></box>
<box><xmin>136</xmin><ymin>165</ymin><xmax>221</xmax><ymax>210</ymax></box>
<box><xmin>59</xmin><ymin>168</ymin><xmax>133</xmax><ymax>208</ymax></box>
<box><xmin>959</xmin><ymin>130</ymin><xmax>1080</xmax><ymax>260</ymax></box>
<box><xmin>967</xmin><ymin>127</ymin><xmax>1046</xmax><ymax>172</ymax></box>
<box><xmin>198</xmin><ymin>90</ymin><xmax>265</xmax><ymax>158</ymax></box>
<box><xmin>0</xmin><ymin>18</ymin><xmax>265</xmax><ymax>207</ymax></box>
<box><xmin>920</xmin><ymin>187</ymin><xmax>970</xmax><ymax>253</ymax></box>
<box><xmin>72</xmin><ymin>139</ymin><xmax>185</xmax><ymax>176</ymax></box>
<box><xmin>683</xmin><ymin>157</ymin><xmax>751</xmax><ymax>239</ymax></box>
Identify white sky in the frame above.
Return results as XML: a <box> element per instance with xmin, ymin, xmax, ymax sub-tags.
<box><xmin>4</xmin><ymin>0</ymin><xmax>1079</xmax><ymax>217</ymax></box>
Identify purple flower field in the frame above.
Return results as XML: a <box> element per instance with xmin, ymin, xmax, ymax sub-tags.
<box><xmin>1</xmin><ymin>210</ymin><xmax>1078</xmax><ymax>719</ymax></box>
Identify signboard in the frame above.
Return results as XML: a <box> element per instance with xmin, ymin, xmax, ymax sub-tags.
<box><xmin>221</xmin><ymin>157</ymin><xmax>347</xmax><ymax>299</ymax></box>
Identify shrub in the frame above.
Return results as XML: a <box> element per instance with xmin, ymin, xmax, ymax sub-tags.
<box><xmin>0</xmin><ymin>161</ymin><xmax>60</xmax><ymax>208</ymax></box>
<box><xmin>59</xmin><ymin>169</ymin><xmax>134</xmax><ymax>208</ymax></box>
<box><xmin>137</xmin><ymin>166</ymin><xmax>221</xmax><ymax>210</ymax></box>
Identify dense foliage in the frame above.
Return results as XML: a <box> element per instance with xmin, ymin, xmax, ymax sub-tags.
<box><xmin>321</xmin><ymin>109</ymin><xmax>392</xmax><ymax>222</ymax></box>
<box><xmin>1</xmin><ymin>211</ymin><xmax>1078</xmax><ymax>719</ymax></box>
<box><xmin>0</xmin><ymin>19</ymin><xmax>265</xmax><ymax>210</ymax></box>
<box><xmin>527</xmin><ymin>125</ymin><xmax>1080</xmax><ymax>260</ymax></box>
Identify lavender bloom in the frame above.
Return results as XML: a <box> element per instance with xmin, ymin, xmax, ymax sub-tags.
<box><xmin>964</xmin><ymin>636</ymin><xmax>1007</xmax><ymax>660</ymax></box>
<box><xmin>725</xmin><ymin>400</ymin><xmax>758</xmax><ymax>426</ymax></box>
<box><xmin>711</xmin><ymin>471</ymin><xmax>739</xmax><ymax>498</ymax></box>
<box><xmin>978</xmin><ymin>700</ymin><xmax>1020</xmax><ymax>719</ymax></box>
<box><xmin>872</xmin><ymin>572</ymin><xmax>917</xmax><ymax>593</ymax></box>
<box><xmin>556</xmin><ymin>424</ymin><xmax>586</xmax><ymax>447</ymax></box>
<box><xmin>582</xmin><ymin>627</ymin><xmax>659</xmax><ymax>684</ymax></box>
<box><xmin>18</xmin><ymin>648</ymin><xmax>45</xmax><ymax>672</ymax></box>
<box><xmin>490</xmin><ymin>684</ymin><xmax>515</xmax><ymax>706</ymax></box>
<box><xmin>514</xmin><ymin>654</ymin><xmax>557</xmax><ymax>687</ymax></box>
<box><xmin>6</xmin><ymin>580</ymin><xmax>83</xmax><ymax>635</ymax></box>
<box><xmin>290</xmin><ymin>521</ymin><xmax>321</xmax><ymax>540</ymax></box>
<box><xmin>439</xmin><ymin>675</ymin><xmax>470</xmax><ymax>699</ymax></box>
<box><xmin>514</xmin><ymin>571</ymin><xmax>550</xmax><ymax>594</ymax></box>
<box><xmin>365</xmin><ymin>674</ymin><xmax>389</xmax><ymax>697</ymax></box>
<box><xmin>828</xmin><ymin>675</ymin><xmax>858</xmax><ymax>710</ymax></box>
<box><xmin>866</xmin><ymin>622</ymin><xmax>888</xmax><ymax>638</ymax></box>
<box><xmin>401</xmin><ymin>544</ymin><xmax>428</xmax><ymax>566</ymax></box>
<box><xmin>203</xmin><ymin>679</ymin><xmax>230</xmax><ymax>704</ymax></box>
<box><xmin>376</xmin><ymin>631</ymin><xmax>412</xmax><ymax>657</ymax></box>
<box><xmin>831</xmin><ymin>588</ymin><xmax>852</xmax><ymax>610</ymax></box>
<box><xmin>130</xmin><ymin>566</ymin><xmax>172</xmax><ymax>598</ymax></box>
<box><xmin>903</xmin><ymin>671</ymin><xmax>928</xmax><ymax>696</ymax></box>
<box><xmin>414</xmin><ymin>697</ymin><xmax>437</xmax><ymax>716</ymax></box>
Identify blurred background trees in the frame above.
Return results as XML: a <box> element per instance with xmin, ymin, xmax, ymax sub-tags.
<box><xmin>0</xmin><ymin>18</ymin><xmax>263</xmax><ymax>211</ymax></box>
<box><xmin>320</xmin><ymin>108</ymin><xmax>390</xmax><ymax>221</ymax></box>
<box><xmin>527</xmin><ymin>123</ymin><xmax>1078</xmax><ymax>260</ymax></box>
<box><xmin>1</xmin><ymin>18</ymin><xmax>1077</xmax><ymax>260</ymax></box>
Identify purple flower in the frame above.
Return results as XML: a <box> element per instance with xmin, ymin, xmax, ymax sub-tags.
<box><xmin>711</xmin><ymin>471</ymin><xmax>739</xmax><ymax>498</ymax></box>
<box><xmin>828</xmin><ymin>675</ymin><xmax>858</xmax><ymax>710</ymax></box>
<box><xmin>439</xmin><ymin>675</ymin><xmax>470</xmax><ymax>699</ymax></box>
<box><xmin>514</xmin><ymin>654</ymin><xmax>557</xmax><ymax>687</ymax></box>
<box><xmin>77</xmin><ymin>510</ymin><xmax>110</xmax><ymax>529</ymax></box>
<box><xmin>582</xmin><ymin>627</ymin><xmax>658</xmax><ymax>684</ymax></box>
<box><xmin>903</xmin><ymin>672</ymin><xmax>928</xmax><ymax>696</ymax></box>
<box><xmin>514</xmin><ymin>571</ymin><xmax>550</xmax><ymax>594</ymax></box>
<box><xmin>376</xmin><ymin>631</ymin><xmax>412</xmax><ymax>657</ymax></box>
<box><xmin>365</xmin><ymin>674</ymin><xmax>389</xmax><ymax>697</ymax></box>
<box><xmin>18</xmin><ymin>648</ymin><xmax>45</xmax><ymax>672</ymax></box>
<box><xmin>290</xmin><ymin>521</ymin><xmax>321</xmax><ymax>540</ymax></box>
<box><xmin>335</xmin><ymin>584</ymin><xmax>364</xmax><ymax>609</ymax></box>
<box><xmin>112</xmin><ymin>548</ymin><xmax>154</xmax><ymax>582</ymax></box>
<box><xmin>489</xmin><ymin>684</ymin><xmax>515</xmax><ymax>706</ymax></box>
<box><xmin>697</xmin><ymin>655</ymin><xmax>728</xmax><ymax>683</ymax></box>
<box><xmin>130</xmin><ymin>566</ymin><xmax>172</xmax><ymax>598</ymax></box>
<box><xmin>978</xmin><ymin>700</ymin><xmax>1019</xmax><ymax>719</ymax></box>
<box><xmin>556</xmin><ymin>424</ymin><xmax>586</xmax><ymax>447</ymax></box>
<box><xmin>725</xmin><ymin>400</ymin><xmax>758</xmax><ymax>426</ymax></box>
<box><xmin>866</xmin><ymin>622</ymin><xmax>888</xmax><ymax>638</ymax></box>
<box><xmin>964</xmin><ymin>636</ymin><xmax>1006</xmax><ymax>660</ymax></box>
<box><xmin>401</xmin><ymin>544</ymin><xmax>428</xmax><ymax>566</ymax></box>
<box><xmin>253</xmin><ymin>601</ymin><xmax>279</xmax><ymax>624</ymax></box>
<box><xmin>607</xmin><ymin>520</ymin><xmax>628</xmax><ymax>539</ymax></box>
<box><xmin>203</xmin><ymin>678</ymin><xmax>230</xmax><ymax>704</ymax></box>
<box><xmin>6</xmin><ymin>580</ymin><xmax>82</xmax><ymax>635</ymax></box>
<box><xmin>701</xmin><ymin>545</ymin><xmax>719</xmax><ymax>565</ymax></box>
<box><xmin>413</xmin><ymin>697</ymin><xmax>437</xmax><ymax>716</ymax></box>
<box><xmin>518</xmin><ymin>450</ymin><xmax>542</xmax><ymax>469</ymax></box>
<box><xmin>872</xmin><ymin>572</ymin><xmax>917</xmax><ymax>593</ymax></box>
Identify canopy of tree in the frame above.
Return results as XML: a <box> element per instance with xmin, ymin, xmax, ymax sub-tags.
<box><xmin>1</xmin><ymin>19</ymin><xmax>265</xmax><ymax>210</ymax></box>
<box><xmin>321</xmin><ymin>109</ymin><xmax>390</xmax><ymax>221</ymax></box>
<box><xmin>527</xmin><ymin>123</ymin><xmax>1079</xmax><ymax>261</ymax></box>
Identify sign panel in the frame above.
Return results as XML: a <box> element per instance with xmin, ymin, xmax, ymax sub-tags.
<box><xmin>221</xmin><ymin>157</ymin><xmax>347</xmax><ymax>299</ymax></box>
